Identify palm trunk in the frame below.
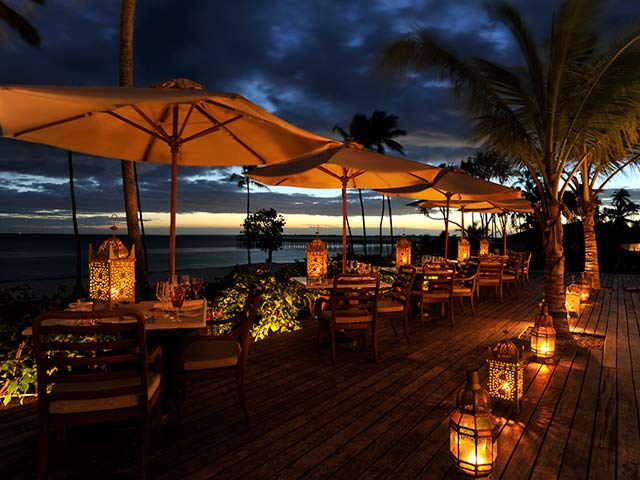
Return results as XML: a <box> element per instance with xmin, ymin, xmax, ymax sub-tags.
<box><xmin>358</xmin><ymin>188</ymin><xmax>367</xmax><ymax>256</ymax></box>
<box><xmin>134</xmin><ymin>164</ymin><xmax>149</xmax><ymax>276</ymax></box>
<box><xmin>541</xmin><ymin>201</ymin><xmax>570</xmax><ymax>337</ymax></box>
<box><xmin>581</xmin><ymin>202</ymin><xmax>601</xmax><ymax>289</ymax></box>
<box><xmin>387</xmin><ymin>196</ymin><xmax>394</xmax><ymax>248</ymax></box>
<box><xmin>379</xmin><ymin>196</ymin><xmax>385</xmax><ymax>256</ymax></box>
<box><xmin>246</xmin><ymin>181</ymin><xmax>252</xmax><ymax>265</ymax></box>
<box><xmin>67</xmin><ymin>151</ymin><xmax>83</xmax><ymax>296</ymax></box>
<box><xmin>346</xmin><ymin>215</ymin><xmax>354</xmax><ymax>255</ymax></box>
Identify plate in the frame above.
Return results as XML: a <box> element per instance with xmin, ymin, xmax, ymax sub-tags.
<box><xmin>180</xmin><ymin>300</ymin><xmax>203</xmax><ymax>311</ymax></box>
<box><xmin>96</xmin><ymin>316</ymin><xmax>138</xmax><ymax>324</ymax></box>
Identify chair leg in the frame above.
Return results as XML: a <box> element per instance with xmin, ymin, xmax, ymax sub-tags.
<box><xmin>37</xmin><ymin>427</ymin><xmax>48</xmax><ymax>480</ymax></box>
<box><xmin>330</xmin><ymin>327</ymin><xmax>337</xmax><ymax>365</ymax></box>
<box><xmin>372</xmin><ymin>326</ymin><xmax>378</xmax><ymax>362</ymax></box>
<box><xmin>469</xmin><ymin>294</ymin><xmax>476</xmax><ymax>317</ymax></box>
<box><xmin>449</xmin><ymin>300</ymin><xmax>454</xmax><ymax>327</ymax></box>
<box><xmin>237</xmin><ymin>372</ymin><xmax>251</xmax><ymax>426</ymax></box>
<box><xmin>141</xmin><ymin>416</ymin><xmax>150</xmax><ymax>480</ymax></box>
<box><xmin>499</xmin><ymin>284</ymin><xmax>504</xmax><ymax>303</ymax></box>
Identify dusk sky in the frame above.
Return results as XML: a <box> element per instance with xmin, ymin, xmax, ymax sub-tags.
<box><xmin>0</xmin><ymin>0</ymin><xmax>638</xmax><ymax>236</ymax></box>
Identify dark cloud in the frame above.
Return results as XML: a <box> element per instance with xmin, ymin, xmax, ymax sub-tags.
<box><xmin>0</xmin><ymin>0</ymin><xmax>637</xmax><ymax>233</ymax></box>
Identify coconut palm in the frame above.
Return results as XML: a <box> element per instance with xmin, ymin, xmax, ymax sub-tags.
<box><xmin>382</xmin><ymin>0</ymin><xmax>640</xmax><ymax>334</ymax></box>
<box><xmin>0</xmin><ymin>0</ymin><xmax>43</xmax><ymax>47</ymax></box>
<box><xmin>608</xmin><ymin>187</ymin><xmax>639</xmax><ymax>226</ymax></box>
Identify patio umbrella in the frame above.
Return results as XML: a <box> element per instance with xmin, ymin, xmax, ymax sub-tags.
<box><xmin>0</xmin><ymin>83</ymin><xmax>336</xmax><ymax>277</ymax></box>
<box><xmin>246</xmin><ymin>142</ymin><xmax>441</xmax><ymax>272</ymax></box>
<box><xmin>377</xmin><ymin>169</ymin><xmax>522</xmax><ymax>258</ymax></box>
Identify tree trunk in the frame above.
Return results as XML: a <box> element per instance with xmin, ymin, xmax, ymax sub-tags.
<box><xmin>67</xmin><ymin>151</ymin><xmax>83</xmax><ymax>297</ymax></box>
<box><xmin>246</xmin><ymin>181</ymin><xmax>252</xmax><ymax>265</ymax></box>
<box><xmin>581</xmin><ymin>203</ymin><xmax>601</xmax><ymax>289</ymax></box>
<box><xmin>378</xmin><ymin>196</ymin><xmax>385</xmax><ymax>256</ymax></box>
<box><xmin>346</xmin><ymin>215</ymin><xmax>354</xmax><ymax>255</ymax></box>
<box><xmin>358</xmin><ymin>188</ymin><xmax>367</xmax><ymax>256</ymax></box>
<box><xmin>387</xmin><ymin>196</ymin><xmax>394</xmax><ymax>247</ymax></box>
<box><xmin>541</xmin><ymin>201</ymin><xmax>570</xmax><ymax>337</ymax></box>
<box><xmin>134</xmin><ymin>164</ymin><xmax>149</xmax><ymax>274</ymax></box>
<box><xmin>119</xmin><ymin>0</ymin><xmax>147</xmax><ymax>297</ymax></box>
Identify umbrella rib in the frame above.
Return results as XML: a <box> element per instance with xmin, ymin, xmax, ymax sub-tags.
<box><xmin>181</xmin><ymin>115</ymin><xmax>242</xmax><ymax>144</ymax></box>
<box><xmin>129</xmin><ymin>105</ymin><xmax>172</xmax><ymax>140</ymax></box>
<box><xmin>177</xmin><ymin>104</ymin><xmax>196</xmax><ymax>139</ymax></box>
<box><xmin>106</xmin><ymin>110</ymin><xmax>169</xmax><ymax>144</ymax></box>
<box><xmin>13</xmin><ymin>113</ymin><xmax>90</xmax><ymax>137</ymax></box>
<box><xmin>140</xmin><ymin>105</ymin><xmax>171</xmax><ymax>162</ymax></box>
<box><xmin>317</xmin><ymin>165</ymin><xmax>344</xmax><ymax>182</ymax></box>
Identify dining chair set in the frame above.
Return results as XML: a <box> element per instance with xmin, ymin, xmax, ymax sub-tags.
<box><xmin>31</xmin><ymin>285</ymin><xmax>264</xmax><ymax>480</ymax></box>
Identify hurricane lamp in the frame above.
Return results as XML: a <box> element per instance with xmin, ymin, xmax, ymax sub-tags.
<box><xmin>306</xmin><ymin>230</ymin><xmax>328</xmax><ymax>283</ymax></box>
<box><xmin>479</xmin><ymin>238</ymin><xmax>490</xmax><ymax>257</ymax></box>
<box><xmin>566</xmin><ymin>275</ymin><xmax>581</xmax><ymax>316</ymax></box>
<box><xmin>530</xmin><ymin>301</ymin><xmax>556</xmax><ymax>363</ymax></box>
<box><xmin>450</xmin><ymin>369</ymin><xmax>498</xmax><ymax>478</ymax></box>
<box><xmin>89</xmin><ymin>215</ymin><xmax>135</xmax><ymax>307</ymax></box>
<box><xmin>580</xmin><ymin>271</ymin><xmax>591</xmax><ymax>302</ymax></box>
<box><xmin>396</xmin><ymin>234</ymin><xmax>412</xmax><ymax>268</ymax></box>
<box><xmin>487</xmin><ymin>331</ymin><xmax>525</xmax><ymax>413</ymax></box>
<box><xmin>458</xmin><ymin>238</ymin><xmax>471</xmax><ymax>263</ymax></box>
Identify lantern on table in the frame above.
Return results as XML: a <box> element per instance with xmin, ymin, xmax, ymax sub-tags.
<box><xmin>306</xmin><ymin>230</ymin><xmax>328</xmax><ymax>284</ymax></box>
<box><xmin>450</xmin><ymin>369</ymin><xmax>498</xmax><ymax>477</ymax></box>
<box><xmin>479</xmin><ymin>238</ymin><xmax>490</xmax><ymax>257</ymax></box>
<box><xmin>530</xmin><ymin>300</ymin><xmax>556</xmax><ymax>363</ymax></box>
<box><xmin>565</xmin><ymin>275</ymin><xmax>581</xmax><ymax>316</ymax></box>
<box><xmin>580</xmin><ymin>271</ymin><xmax>591</xmax><ymax>302</ymax></box>
<box><xmin>396</xmin><ymin>233</ymin><xmax>412</xmax><ymax>268</ymax></box>
<box><xmin>458</xmin><ymin>238</ymin><xmax>470</xmax><ymax>263</ymax></box>
<box><xmin>89</xmin><ymin>214</ymin><xmax>136</xmax><ymax>307</ymax></box>
<box><xmin>487</xmin><ymin>331</ymin><xmax>525</xmax><ymax>413</ymax></box>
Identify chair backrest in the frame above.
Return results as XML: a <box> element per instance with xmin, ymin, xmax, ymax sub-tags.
<box><xmin>32</xmin><ymin>308</ymin><xmax>149</xmax><ymax>419</ymax></box>
<box><xmin>331</xmin><ymin>274</ymin><xmax>380</xmax><ymax>324</ymax></box>
<box><xmin>394</xmin><ymin>266</ymin><xmax>416</xmax><ymax>293</ymax></box>
<box><xmin>479</xmin><ymin>260</ymin><xmax>504</xmax><ymax>281</ymax></box>
<box><xmin>522</xmin><ymin>252</ymin><xmax>532</xmax><ymax>272</ymax></box>
<box><xmin>507</xmin><ymin>252</ymin><xmax>525</xmax><ymax>271</ymax></box>
<box><xmin>237</xmin><ymin>284</ymin><xmax>264</xmax><ymax>369</ymax></box>
<box><xmin>421</xmin><ymin>269</ymin><xmax>455</xmax><ymax>296</ymax></box>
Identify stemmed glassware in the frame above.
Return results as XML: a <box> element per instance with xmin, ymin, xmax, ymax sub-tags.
<box><xmin>170</xmin><ymin>283</ymin><xmax>185</xmax><ymax>322</ymax></box>
<box><xmin>155</xmin><ymin>281</ymin><xmax>171</xmax><ymax>320</ymax></box>
<box><xmin>191</xmin><ymin>277</ymin><xmax>203</xmax><ymax>299</ymax></box>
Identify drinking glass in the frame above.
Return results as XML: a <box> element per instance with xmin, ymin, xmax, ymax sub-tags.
<box><xmin>171</xmin><ymin>285</ymin><xmax>185</xmax><ymax>322</ymax></box>
<box><xmin>191</xmin><ymin>277</ymin><xmax>203</xmax><ymax>299</ymax></box>
<box><xmin>180</xmin><ymin>275</ymin><xmax>191</xmax><ymax>299</ymax></box>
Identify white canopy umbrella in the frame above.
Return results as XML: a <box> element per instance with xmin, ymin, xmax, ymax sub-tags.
<box><xmin>0</xmin><ymin>83</ymin><xmax>336</xmax><ymax>277</ymax></box>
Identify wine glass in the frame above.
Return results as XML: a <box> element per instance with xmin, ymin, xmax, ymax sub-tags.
<box><xmin>191</xmin><ymin>277</ymin><xmax>203</xmax><ymax>299</ymax></box>
<box><xmin>171</xmin><ymin>285</ymin><xmax>185</xmax><ymax>322</ymax></box>
<box><xmin>180</xmin><ymin>275</ymin><xmax>191</xmax><ymax>299</ymax></box>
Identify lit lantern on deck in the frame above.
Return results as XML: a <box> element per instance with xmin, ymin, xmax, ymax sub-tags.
<box><xmin>530</xmin><ymin>301</ymin><xmax>556</xmax><ymax>363</ymax></box>
<box><xmin>479</xmin><ymin>238</ymin><xmax>490</xmax><ymax>257</ymax></box>
<box><xmin>450</xmin><ymin>369</ymin><xmax>498</xmax><ymax>478</ymax></box>
<box><xmin>306</xmin><ymin>230</ymin><xmax>328</xmax><ymax>284</ymax></box>
<box><xmin>458</xmin><ymin>238</ymin><xmax>470</xmax><ymax>263</ymax></box>
<box><xmin>566</xmin><ymin>275</ymin><xmax>581</xmax><ymax>316</ymax></box>
<box><xmin>487</xmin><ymin>331</ymin><xmax>525</xmax><ymax>413</ymax></box>
<box><xmin>89</xmin><ymin>214</ymin><xmax>136</xmax><ymax>307</ymax></box>
<box><xmin>580</xmin><ymin>271</ymin><xmax>591</xmax><ymax>302</ymax></box>
<box><xmin>396</xmin><ymin>234</ymin><xmax>412</xmax><ymax>268</ymax></box>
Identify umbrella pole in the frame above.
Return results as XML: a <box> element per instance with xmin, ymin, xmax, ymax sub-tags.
<box><xmin>502</xmin><ymin>211</ymin><xmax>507</xmax><ymax>256</ymax></box>
<box><xmin>169</xmin><ymin>145</ymin><xmax>178</xmax><ymax>279</ymax></box>
<box><xmin>342</xmin><ymin>179</ymin><xmax>347</xmax><ymax>273</ymax></box>
<box><xmin>461</xmin><ymin>207</ymin><xmax>465</xmax><ymax>240</ymax></box>
<box><xmin>444</xmin><ymin>194</ymin><xmax>450</xmax><ymax>259</ymax></box>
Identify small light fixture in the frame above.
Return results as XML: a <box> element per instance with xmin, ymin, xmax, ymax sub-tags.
<box><xmin>450</xmin><ymin>369</ymin><xmax>498</xmax><ymax>478</ymax></box>
<box><xmin>306</xmin><ymin>229</ymin><xmax>327</xmax><ymax>284</ymax></box>
<box><xmin>458</xmin><ymin>238</ymin><xmax>470</xmax><ymax>263</ymax></box>
<box><xmin>89</xmin><ymin>214</ymin><xmax>136</xmax><ymax>307</ymax></box>
<box><xmin>396</xmin><ymin>233</ymin><xmax>412</xmax><ymax>268</ymax></box>
<box><xmin>487</xmin><ymin>330</ymin><xmax>525</xmax><ymax>413</ymax></box>
<box><xmin>530</xmin><ymin>300</ymin><xmax>556</xmax><ymax>363</ymax></box>
<box><xmin>479</xmin><ymin>238</ymin><xmax>490</xmax><ymax>257</ymax></box>
<box><xmin>565</xmin><ymin>275</ymin><xmax>581</xmax><ymax>315</ymax></box>
<box><xmin>580</xmin><ymin>271</ymin><xmax>590</xmax><ymax>302</ymax></box>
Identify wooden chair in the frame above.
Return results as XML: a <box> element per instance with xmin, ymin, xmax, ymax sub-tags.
<box><xmin>521</xmin><ymin>252</ymin><xmax>532</xmax><ymax>285</ymax></box>
<box><xmin>377</xmin><ymin>266</ymin><xmax>416</xmax><ymax>344</ymax></box>
<box><xmin>418</xmin><ymin>266</ymin><xmax>456</xmax><ymax>327</ymax></box>
<box><xmin>502</xmin><ymin>252</ymin><xmax>524</xmax><ymax>296</ymax></box>
<box><xmin>478</xmin><ymin>260</ymin><xmax>505</xmax><ymax>303</ymax></box>
<box><xmin>178</xmin><ymin>284</ymin><xmax>263</xmax><ymax>425</ymax></box>
<box><xmin>318</xmin><ymin>274</ymin><xmax>380</xmax><ymax>364</ymax></box>
<box><xmin>453</xmin><ymin>262</ymin><xmax>478</xmax><ymax>317</ymax></box>
<box><xmin>33</xmin><ymin>308</ymin><xmax>163</xmax><ymax>480</ymax></box>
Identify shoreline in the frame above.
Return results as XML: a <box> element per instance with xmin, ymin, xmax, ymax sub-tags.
<box><xmin>0</xmin><ymin>262</ymin><xmax>297</xmax><ymax>297</ymax></box>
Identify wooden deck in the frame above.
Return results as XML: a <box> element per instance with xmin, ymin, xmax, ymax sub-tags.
<box><xmin>2</xmin><ymin>272</ymin><xmax>640</xmax><ymax>479</ymax></box>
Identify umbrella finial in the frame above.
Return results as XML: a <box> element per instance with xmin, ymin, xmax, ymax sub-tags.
<box><xmin>151</xmin><ymin>78</ymin><xmax>204</xmax><ymax>90</ymax></box>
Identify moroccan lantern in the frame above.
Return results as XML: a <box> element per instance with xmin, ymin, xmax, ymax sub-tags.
<box><xmin>487</xmin><ymin>331</ymin><xmax>525</xmax><ymax>413</ymax></box>
<box><xmin>580</xmin><ymin>271</ymin><xmax>591</xmax><ymax>302</ymax></box>
<box><xmin>530</xmin><ymin>300</ymin><xmax>556</xmax><ymax>363</ymax></box>
<box><xmin>396</xmin><ymin>234</ymin><xmax>412</xmax><ymax>268</ymax></box>
<box><xmin>89</xmin><ymin>214</ymin><xmax>136</xmax><ymax>307</ymax></box>
<box><xmin>479</xmin><ymin>238</ymin><xmax>490</xmax><ymax>257</ymax></box>
<box><xmin>566</xmin><ymin>275</ymin><xmax>581</xmax><ymax>316</ymax></box>
<box><xmin>458</xmin><ymin>238</ymin><xmax>471</xmax><ymax>263</ymax></box>
<box><xmin>450</xmin><ymin>369</ymin><xmax>498</xmax><ymax>478</ymax></box>
<box><xmin>306</xmin><ymin>230</ymin><xmax>328</xmax><ymax>284</ymax></box>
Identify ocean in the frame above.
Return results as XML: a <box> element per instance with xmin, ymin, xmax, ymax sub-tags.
<box><xmin>0</xmin><ymin>233</ymin><xmax>309</xmax><ymax>283</ymax></box>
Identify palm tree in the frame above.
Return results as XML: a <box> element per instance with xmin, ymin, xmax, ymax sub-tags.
<box><xmin>0</xmin><ymin>0</ymin><xmax>43</xmax><ymax>47</ymax></box>
<box><xmin>570</xmin><ymin>152</ymin><xmax>639</xmax><ymax>288</ymax></box>
<box><xmin>229</xmin><ymin>165</ymin><xmax>269</xmax><ymax>264</ymax></box>
<box><xmin>119</xmin><ymin>0</ymin><xmax>148</xmax><ymax>297</ymax></box>
<box><xmin>382</xmin><ymin>0</ymin><xmax>640</xmax><ymax>335</ymax></box>
<box><xmin>608</xmin><ymin>187</ymin><xmax>639</xmax><ymax>226</ymax></box>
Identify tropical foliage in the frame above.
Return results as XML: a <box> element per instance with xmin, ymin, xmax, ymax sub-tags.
<box><xmin>382</xmin><ymin>0</ymin><xmax>640</xmax><ymax>334</ymax></box>
<box><xmin>242</xmin><ymin>208</ymin><xmax>286</xmax><ymax>263</ymax></box>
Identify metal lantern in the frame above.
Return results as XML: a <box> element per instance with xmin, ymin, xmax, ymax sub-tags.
<box><xmin>89</xmin><ymin>215</ymin><xmax>136</xmax><ymax>307</ymax></box>
<box><xmin>396</xmin><ymin>234</ymin><xmax>412</xmax><ymax>268</ymax></box>
<box><xmin>487</xmin><ymin>331</ymin><xmax>525</xmax><ymax>413</ymax></box>
<box><xmin>479</xmin><ymin>238</ymin><xmax>490</xmax><ymax>257</ymax></box>
<box><xmin>580</xmin><ymin>271</ymin><xmax>591</xmax><ymax>302</ymax></box>
<box><xmin>306</xmin><ymin>230</ymin><xmax>328</xmax><ymax>284</ymax></box>
<box><xmin>450</xmin><ymin>369</ymin><xmax>498</xmax><ymax>478</ymax></box>
<box><xmin>458</xmin><ymin>238</ymin><xmax>471</xmax><ymax>263</ymax></box>
<box><xmin>530</xmin><ymin>301</ymin><xmax>556</xmax><ymax>363</ymax></box>
<box><xmin>566</xmin><ymin>275</ymin><xmax>581</xmax><ymax>316</ymax></box>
